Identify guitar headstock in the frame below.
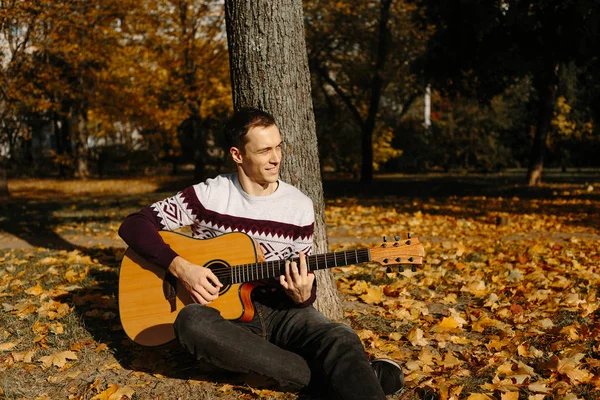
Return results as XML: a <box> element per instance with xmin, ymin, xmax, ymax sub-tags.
<box><xmin>369</xmin><ymin>233</ymin><xmax>425</xmax><ymax>272</ymax></box>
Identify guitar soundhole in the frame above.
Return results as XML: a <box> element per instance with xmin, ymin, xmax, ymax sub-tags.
<box><xmin>206</xmin><ymin>260</ymin><xmax>232</xmax><ymax>295</ymax></box>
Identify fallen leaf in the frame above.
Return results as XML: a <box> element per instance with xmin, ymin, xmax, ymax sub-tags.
<box><xmin>90</xmin><ymin>384</ymin><xmax>135</xmax><ymax>400</ymax></box>
<box><xmin>25</xmin><ymin>284</ymin><xmax>44</xmax><ymax>296</ymax></box>
<box><xmin>406</xmin><ymin>327</ymin><xmax>429</xmax><ymax>346</ymax></box>
<box><xmin>466</xmin><ymin>394</ymin><xmax>495</xmax><ymax>400</ymax></box>
<box><xmin>360</xmin><ymin>286</ymin><xmax>383</xmax><ymax>305</ymax></box>
<box><xmin>11</xmin><ymin>350</ymin><xmax>35</xmax><ymax>363</ymax></box>
<box><xmin>38</xmin><ymin>350</ymin><xmax>78</xmax><ymax>369</ymax></box>
<box><xmin>435</xmin><ymin>316</ymin><xmax>463</xmax><ymax>331</ymax></box>
<box><xmin>0</xmin><ymin>342</ymin><xmax>17</xmax><ymax>351</ymax></box>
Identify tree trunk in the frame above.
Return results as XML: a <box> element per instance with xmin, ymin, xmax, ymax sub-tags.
<box><xmin>0</xmin><ymin>165</ymin><xmax>9</xmax><ymax>201</ymax></box>
<box><xmin>527</xmin><ymin>64</ymin><xmax>559</xmax><ymax>186</ymax></box>
<box><xmin>54</xmin><ymin>111</ymin><xmax>71</xmax><ymax>177</ymax></box>
<box><xmin>192</xmin><ymin>116</ymin><xmax>206</xmax><ymax>181</ymax></box>
<box><xmin>71</xmin><ymin>105</ymin><xmax>89</xmax><ymax>179</ymax></box>
<box><xmin>225</xmin><ymin>0</ymin><xmax>343</xmax><ymax>320</ymax></box>
<box><xmin>360</xmin><ymin>0</ymin><xmax>392</xmax><ymax>183</ymax></box>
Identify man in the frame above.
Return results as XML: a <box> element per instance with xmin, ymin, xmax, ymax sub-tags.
<box><xmin>119</xmin><ymin>108</ymin><xmax>404</xmax><ymax>399</ymax></box>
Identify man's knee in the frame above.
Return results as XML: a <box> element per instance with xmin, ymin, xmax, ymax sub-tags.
<box><xmin>174</xmin><ymin>304</ymin><xmax>221</xmax><ymax>342</ymax></box>
<box><xmin>322</xmin><ymin>323</ymin><xmax>364</xmax><ymax>351</ymax></box>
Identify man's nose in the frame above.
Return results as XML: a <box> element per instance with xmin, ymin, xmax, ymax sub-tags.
<box><xmin>270</xmin><ymin>149</ymin><xmax>281</xmax><ymax>164</ymax></box>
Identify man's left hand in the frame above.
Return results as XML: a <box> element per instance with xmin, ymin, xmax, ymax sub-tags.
<box><xmin>280</xmin><ymin>253</ymin><xmax>315</xmax><ymax>304</ymax></box>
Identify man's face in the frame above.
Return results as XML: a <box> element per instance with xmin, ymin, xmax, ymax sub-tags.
<box><xmin>234</xmin><ymin>124</ymin><xmax>283</xmax><ymax>186</ymax></box>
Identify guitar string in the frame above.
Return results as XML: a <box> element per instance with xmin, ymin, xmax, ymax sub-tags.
<box><xmin>206</xmin><ymin>250</ymin><xmax>373</xmax><ymax>281</ymax></box>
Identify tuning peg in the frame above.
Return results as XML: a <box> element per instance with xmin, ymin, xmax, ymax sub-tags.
<box><xmin>398</xmin><ymin>265</ymin><xmax>404</xmax><ymax>272</ymax></box>
<box><xmin>407</xmin><ymin>233</ymin><xmax>412</xmax><ymax>238</ymax></box>
<box><xmin>394</xmin><ymin>235</ymin><xmax>400</xmax><ymax>241</ymax></box>
<box><xmin>411</xmin><ymin>265</ymin><xmax>417</xmax><ymax>272</ymax></box>
<box><xmin>382</xmin><ymin>236</ymin><xmax>387</xmax><ymax>242</ymax></box>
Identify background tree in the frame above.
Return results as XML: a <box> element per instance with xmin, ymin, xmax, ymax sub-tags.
<box><xmin>0</xmin><ymin>0</ymin><xmax>41</xmax><ymax>196</ymax></box>
<box><xmin>420</xmin><ymin>0</ymin><xmax>600</xmax><ymax>185</ymax></box>
<box><xmin>136</xmin><ymin>0</ymin><xmax>231</xmax><ymax>178</ymax></box>
<box><xmin>224</xmin><ymin>0</ymin><xmax>343</xmax><ymax>320</ymax></box>
<box><xmin>305</xmin><ymin>0</ymin><xmax>430</xmax><ymax>181</ymax></box>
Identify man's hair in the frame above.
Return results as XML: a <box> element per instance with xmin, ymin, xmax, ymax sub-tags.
<box><xmin>224</xmin><ymin>108</ymin><xmax>277</xmax><ymax>152</ymax></box>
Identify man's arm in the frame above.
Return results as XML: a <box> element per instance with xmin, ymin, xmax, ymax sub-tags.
<box><xmin>118</xmin><ymin>208</ymin><xmax>179</xmax><ymax>269</ymax></box>
<box><xmin>118</xmin><ymin>190</ymin><xmax>222</xmax><ymax>304</ymax></box>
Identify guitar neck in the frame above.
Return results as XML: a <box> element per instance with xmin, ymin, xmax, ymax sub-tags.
<box><xmin>230</xmin><ymin>249</ymin><xmax>371</xmax><ymax>284</ymax></box>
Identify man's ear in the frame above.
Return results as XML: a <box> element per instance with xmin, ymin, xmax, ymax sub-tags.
<box><xmin>230</xmin><ymin>147</ymin><xmax>243</xmax><ymax>164</ymax></box>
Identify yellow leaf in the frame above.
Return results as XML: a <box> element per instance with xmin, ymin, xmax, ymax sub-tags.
<box><xmin>538</xmin><ymin>318</ymin><xmax>554</xmax><ymax>329</ymax></box>
<box><xmin>406</xmin><ymin>327</ymin><xmax>428</xmax><ymax>346</ymax></box>
<box><xmin>219</xmin><ymin>384</ymin><xmax>233</xmax><ymax>392</ymax></box>
<box><xmin>527</xmin><ymin>381</ymin><xmax>552</xmax><ymax>394</ymax></box>
<box><xmin>49</xmin><ymin>322</ymin><xmax>64</xmax><ymax>335</ymax></box>
<box><xmin>25</xmin><ymin>284</ymin><xmax>44</xmax><ymax>296</ymax></box>
<box><xmin>96</xmin><ymin>343</ymin><xmax>108</xmax><ymax>353</ymax></box>
<box><xmin>38</xmin><ymin>350</ymin><xmax>78</xmax><ymax>369</ymax></box>
<box><xmin>472</xmin><ymin>317</ymin><xmax>502</xmax><ymax>333</ymax></box>
<box><xmin>466</xmin><ymin>394</ymin><xmax>495</xmax><ymax>400</ymax></box>
<box><xmin>109</xmin><ymin>386</ymin><xmax>135</xmax><ymax>400</ymax></box>
<box><xmin>90</xmin><ymin>385</ymin><xmax>116</xmax><ymax>400</ymax></box>
<box><xmin>461</xmin><ymin>280</ymin><xmax>487</xmax><ymax>297</ymax></box>
<box><xmin>0</xmin><ymin>342</ymin><xmax>17</xmax><ymax>351</ymax></box>
<box><xmin>101</xmin><ymin>363</ymin><xmax>123</xmax><ymax>371</ymax></box>
<box><xmin>501</xmin><ymin>392</ymin><xmax>519</xmax><ymax>400</ymax></box>
<box><xmin>435</xmin><ymin>316</ymin><xmax>463</xmax><ymax>331</ymax></box>
<box><xmin>39</xmin><ymin>257</ymin><xmax>59</xmax><ymax>265</ymax></box>
<box><xmin>528</xmin><ymin>244</ymin><xmax>547</xmax><ymax>255</ymax></box>
<box><xmin>439</xmin><ymin>352</ymin><xmax>463</xmax><ymax>369</ymax></box>
<box><xmin>360</xmin><ymin>286</ymin><xmax>383</xmax><ymax>305</ymax></box>
<box><xmin>557</xmin><ymin>355</ymin><xmax>593</xmax><ymax>383</ymax></box>
<box><xmin>11</xmin><ymin>350</ymin><xmax>35</xmax><ymax>363</ymax></box>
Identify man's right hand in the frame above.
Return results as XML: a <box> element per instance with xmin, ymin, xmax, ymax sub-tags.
<box><xmin>168</xmin><ymin>256</ymin><xmax>223</xmax><ymax>305</ymax></box>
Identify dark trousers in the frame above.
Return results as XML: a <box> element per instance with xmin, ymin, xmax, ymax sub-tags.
<box><xmin>174</xmin><ymin>299</ymin><xmax>387</xmax><ymax>399</ymax></box>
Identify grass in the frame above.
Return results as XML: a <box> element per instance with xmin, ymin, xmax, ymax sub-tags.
<box><xmin>1</xmin><ymin>171</ymin><xmax>600</xmax><ymax>399</ymax></box>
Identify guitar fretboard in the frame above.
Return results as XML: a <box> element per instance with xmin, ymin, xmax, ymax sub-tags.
<box><xmin>230</xmin><ymin>249</ymin><xmax>371</xmax><ymax>284</ymax></box>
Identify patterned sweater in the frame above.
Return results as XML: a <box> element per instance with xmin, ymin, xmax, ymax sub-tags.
<box><xmin>118</xmin><ymin>173</ymin><xmax>316</xmax><ymax>306</ymax></box>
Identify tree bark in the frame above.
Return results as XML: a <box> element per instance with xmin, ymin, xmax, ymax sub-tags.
<box><xmin>71</xmin><ymin>104</ymin><xmax>89</xmax><ymax>179</ymax></box>
<box><xmin>224</xmin><ymin>0</ymin><xmax>343</xmax><ymax>320</ymax></box>
<box><xmin>527</xmin><ymin>64</ymin><xmax>559</xmax><ymax>186</ymax></box>
<box><xmin>0</xmin><ymin>165</ymin><xmax>9</xmax><ymax>201</ymax></box>
<box><xmin>361</xmin><ymin>0</ymin><xmax>393</xmax><ymax>183</ymax></box>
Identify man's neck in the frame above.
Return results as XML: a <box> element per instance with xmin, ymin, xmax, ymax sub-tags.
<box><xmin>237</xmin><ymin>173</ymin><xmax>278</xmax><ymax>196</ymax></box>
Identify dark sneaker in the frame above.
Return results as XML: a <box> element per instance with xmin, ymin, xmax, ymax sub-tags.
<box><xmin>371</xmin><ymin>358</ymin><xmax>405</xmax><ymax>395</ymax></box>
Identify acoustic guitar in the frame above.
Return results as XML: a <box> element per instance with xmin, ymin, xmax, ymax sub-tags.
<box><xmin>118</xmin><ymin>231</ymin><xmax>425</xmax><ymax>346</ymax></box>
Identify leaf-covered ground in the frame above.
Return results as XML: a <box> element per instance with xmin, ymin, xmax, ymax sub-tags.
<box><xmin>1</xmin><ymin>172</ymin><xmax>599</xmax><ymax>400</ymax></box>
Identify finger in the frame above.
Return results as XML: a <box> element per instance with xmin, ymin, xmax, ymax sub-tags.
<box><xmin>298</xmin><ymin>253</ymin><xmax>308</xmax><ymax>277</ymax></box>
<box><xmin>202</xmin><ymin>278</ymin><xmax>219</xmax><ymax>296</ymax></box>
<box><xmin>279</xmin><ymin>274</ymin><xmax>288</xmax><ymax>289</ymax></box>
<box><xmin>207</xmin><ymin>270</ymin><xmax>223</xmax><ymax>288</ymax></box>
<box><xmin>307</xmin><ymin>271</ymin><xmax>315</xmax><ymax>285</ymax></box>
<box><xmin>190</xmin><ymin>289</ymin><xmax>208</xmax><ymax>305</ymax></box>
<box><xmin>289</xmin><ymin>261</ymin><xmax>301</xmax><ymax>283</ymax></box>
<box><xmin>285</xmin><ymin>261</ymin><xmax>294</xmax><ymax>286</ymax></box>
<box><xmin>197</xmin><ymin>286</ymin><xmax>217</xmax><ymax>303</ymax></box>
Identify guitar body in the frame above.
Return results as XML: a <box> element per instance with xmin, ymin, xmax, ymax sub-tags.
<box><xmin>118</xmin><ymin>231</ymin><xmax>261</xmax><ymax>347</ymax></box>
